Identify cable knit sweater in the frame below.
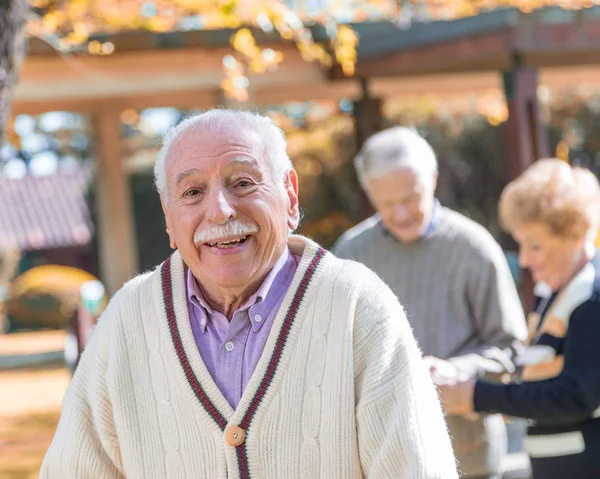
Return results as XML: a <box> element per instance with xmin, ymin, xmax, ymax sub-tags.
<box><xmin>40</xmin><ymin>236</ymin><xmax>458</xmax><ymax>479</ymax></box>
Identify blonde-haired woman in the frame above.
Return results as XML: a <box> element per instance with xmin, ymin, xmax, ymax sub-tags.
<box><xmin>440</xmin><ymin>159</ymin><xmax>600</xmax><ymax>478</ymax></box>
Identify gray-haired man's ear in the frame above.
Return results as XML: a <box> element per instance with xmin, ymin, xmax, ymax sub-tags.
<box><xmin>285</xmin><ymin>169</ymin><xmax>300</xmax><ymax>231</ymax></box>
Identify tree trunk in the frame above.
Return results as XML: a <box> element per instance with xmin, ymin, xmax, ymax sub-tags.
<box><xmin>0</xmin><ymin>0</ymin><xmax>28</xmax><ymax>143</ymax></box>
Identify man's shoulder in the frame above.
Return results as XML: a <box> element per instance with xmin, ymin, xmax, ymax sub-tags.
<box><xmin>440</xmin><ymin>208</ymin><xmax>504</xmax><ymax>259</ymax></box>
<box><xmin>326</xmin><ymin>251</ymin><xmax>379</xmax><ymax>279</ymax></box>
<box><xmin>94</xmin><ymin>266</ymin><xmax>158</xmax><ymax>332</ymax></box>
<box><xmin>325</xmin><ymin>253</ymin><xmax>407</xmax><ymax>337</ymax></box>
<box><xmin>332</xmin><ymin>215</ymin><xmax>381</xmax><ymax>256</ymax></box>
<box><xmin>324</xmin><ymin>251</ymin><xmax>397</xmax><ymax>304</ymax></box>
<box><xmin>116</xmin><ymin>266</ymin><xmax>157</xmax><ymax>303</ymax></box>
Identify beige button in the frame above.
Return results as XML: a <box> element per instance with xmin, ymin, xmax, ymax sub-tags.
<box><xmin>226</xmin><ymin>425</ymin><xmax>246</xmax><ymax>447</ymax></box>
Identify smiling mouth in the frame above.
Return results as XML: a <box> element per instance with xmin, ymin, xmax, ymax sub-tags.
<box><xmin>394</xmin><ymin>221</ymin><xmax>416</xmax><ymax>230</ymax></box>
<box><xmin>206</xmin><ymin>236</ymin><xmax>249</xmax><ymax>249</ymax></box>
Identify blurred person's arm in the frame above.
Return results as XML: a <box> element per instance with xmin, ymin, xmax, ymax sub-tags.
<box><xmin>449</xmin><ymin>242</ymin><xmax>528</xmax><ymax>378</ymax></box>
<box><xmin>39</xmin><ymin>299</ymin><xmax>125</xmax><ymax>478</ymax></box>
<box><xmin>353</xmin><ymin>272</ymin><xmax>458</xmax><ymax>478</ymax></box>
<box><xmin>474</xmin><ymin>298</ymin><xmax>600</xmax><ymax>424</ymax></box>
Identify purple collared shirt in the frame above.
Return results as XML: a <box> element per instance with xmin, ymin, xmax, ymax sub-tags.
<box><xmin>186</xmin><ymin>248</ymin><xmax>299</xmax><ymax>409</ymax></box>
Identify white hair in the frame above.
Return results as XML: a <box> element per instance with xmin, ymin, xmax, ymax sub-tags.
<box><xmin>354</xmin><ymin>126</ymin><xmax>438</xmax><ymax>189</ymax></box>
<box><xmin>154</xmin><ymin>109</ymin><xmax>293</xmax><ymax>197</ymax></box>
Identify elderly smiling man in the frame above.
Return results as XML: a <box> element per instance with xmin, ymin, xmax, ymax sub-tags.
<box><xmin>334</xmin><ymin>127</ymin><xmax>528</xmax><ymax>479</ymax></box>
<box><xmin>40</xmin><ymin>110</ymin><xmax>457</xmax><ymax>478</ymax></box>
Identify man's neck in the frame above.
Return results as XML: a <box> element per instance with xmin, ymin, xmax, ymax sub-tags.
<box><xmin>189</xmin><ymin>246</ymin><xmax>290</xmax><ymax>320</ymax></box>
<box><xmin>201</xmin><ymin>282</ymin><xmax>263</xmax><ymax>320</ymax></box>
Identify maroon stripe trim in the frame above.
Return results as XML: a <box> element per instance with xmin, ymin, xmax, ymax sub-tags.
<box><xmin>236</xmin><ymin>444</ymin><xmax>249</xmax><ymax>479</ymax></box>
<box><xmin>161</xmin><ymin>258</ymin><xmax>228</xmax><ymax>431</ymax></box>
<box><xmin>237</xmin><ymin>247</ymin><xmax>326</xmax><ymax>479</ymax></box>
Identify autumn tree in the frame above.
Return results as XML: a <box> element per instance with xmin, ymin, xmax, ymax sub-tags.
<box><xmin>0</xmin><ymin>0</ymin><xmax>28</xmax><ymax>143</ymax></box>
<box><xmin>0</xmin><ymin>0</ymin><xmax>597</xmax><ymax>142</ymax></box>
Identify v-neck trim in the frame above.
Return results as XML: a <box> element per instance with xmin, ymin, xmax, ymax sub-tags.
<box><xmin>158</xmin><ymin>236</ymin><xmax>327</xmax><ymax>478</ymax></box>
<box><xmin>530</xmin><ymin>261</ymin><xmax>596</xmax><ymax>341</ymax></box>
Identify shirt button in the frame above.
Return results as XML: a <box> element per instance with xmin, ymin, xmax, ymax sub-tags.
<box><xmin>226</xmin><ymin>425</ymin><xmax>246</xmax><ymax>447</ymax></box>
<box><xmin>224</xmin><ymin>341</ymin><xmax>235</xmax><ymax>352</ymax></box>
<box><xmin>254</xmin><ymin>314</ymin><xmax>262</xmax><ymax>323</ymax></box>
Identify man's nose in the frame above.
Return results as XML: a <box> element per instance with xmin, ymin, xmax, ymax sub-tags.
<box><xmin>206</xmin><ymin>188</ymin><xmax>235</xmax><ymax>224</ymax></box>
<box><xmin>392</xmin><ymin>204</ymin><xmax>409</xmax><ymax>222</ymax></box>
<box><xmin>518</xmin><ymin>249</ymin><xmax>529</xmax><ymax>269</ymax></box>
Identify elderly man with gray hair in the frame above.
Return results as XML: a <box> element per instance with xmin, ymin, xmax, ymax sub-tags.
<box><xmin>40</xmin><ymin>111</ymin><xmax>458</xmax><ymax>478</ymax></box>
<box><xmin>334</xmin><ymin>127</ymin><xmax>528</xmax><ymax>479</ymax></box>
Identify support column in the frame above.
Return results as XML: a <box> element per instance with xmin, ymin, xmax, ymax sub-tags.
<box><xmin>92</xmin><ymin>109</ymin><xmax>138</xmax><ymax>296</ymax></box>
<box><xmin>352</xmin><ymin>78</ymin><xmax>382</xmax><ymax>218</ymax></box>
<box><xmin>502</xmin><ymin>66</ymin><xmax>549</xmax><ymax>313</ymax></box>
<box><xmin>352</xmin><ymin>78</ymin><xmax>383</xmax><ymax>149</ymax></box>
<box><xmin>502</xmin><ymin>66</ymin><xmax>549</xmax><ymax>180</ymax></box>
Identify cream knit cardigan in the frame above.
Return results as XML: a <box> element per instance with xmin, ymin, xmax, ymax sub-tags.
<box><xmin>40</xmin><ymin>236</ymin><xmax>457</xmax><ymax>479</ymax></box>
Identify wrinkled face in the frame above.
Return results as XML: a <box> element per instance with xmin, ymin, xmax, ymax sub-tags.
<box><xmin>513</xmin><ymin>222</ymin><xmax>584</xmax><ymax>291</ymax></box>
<box><xmin>161</xmin><ymin>125</ymin><xmax>299</xmax><ymax>296</ymax></box>
<box><xmin>366</xmin><ymin>168</ymin><xmax>436</xmax><ymax>243</ymax></box>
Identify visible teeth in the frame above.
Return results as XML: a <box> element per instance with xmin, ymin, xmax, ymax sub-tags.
<box><xmin>208</xmin><ymin>236</ymin><xmax>247</xmax><ymax>248</ymax></box>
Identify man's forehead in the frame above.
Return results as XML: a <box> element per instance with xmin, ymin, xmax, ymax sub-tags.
<box><xmin>369</xmin><ymin>169</ymin><xmax>427</xmax><ymax>199</ymax></box>
<box><xmin>165</xmin><ymin>126</ymin><xmax>265</xmax><ymax>172</ymax></box>
<box><xmin>372</xmin><ymin>168</ymin><xmax>420</xmax><ymax>187</ymax></box>
<box><xmin>171</xmin><ymin>125</ymin><xmax>257</xmax><ymax>153</ymax></box>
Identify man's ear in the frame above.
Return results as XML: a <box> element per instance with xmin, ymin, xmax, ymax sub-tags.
<box><xmin>285</xmin><ymin>169</ymin><xmax>300</xmax><ymax>231</ymax></box>
<box><xmin>160</xmin><ymin>195</ymin><xmax>177</xmax><ymax>249</ymax></box>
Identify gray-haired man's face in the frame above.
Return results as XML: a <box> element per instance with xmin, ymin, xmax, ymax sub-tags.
<box><xmin>366</xmin><ymin>168</ymin><xmax>436</xmax><ymax>244</ymax></box>
<box><xmin>160</xmin><ymin>124</ymin><xmax>300</xmax><ymax>299</ymax></box>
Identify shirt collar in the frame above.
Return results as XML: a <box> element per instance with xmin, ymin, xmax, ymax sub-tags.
<box><xmin>187</xmin><ymin>247</ymin><xmax>292</xmax><ymax>333</ymax></box>
<box><xmin>420</xmin><ymin>198</ymin><xmax>443</xmax><ymax>240</ymax></box>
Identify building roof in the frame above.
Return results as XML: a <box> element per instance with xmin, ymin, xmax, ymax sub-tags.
<box><xmin>25</xmin><ymin>6</ymin><xmax>600</xmax><ymax>56</ymax></box>
<box><xmin>329</xmin><ymin>6</ymin><xmax>600</xmax><ymax>79</ymax></box>
<box><xmin>15</xmin><ymin>5</ymin><xmax>600</xmax><ymax>115</ymax></box>
<box><xmin>0</xmin><ymin>168</ymin><xmax>93</xmax><ymax>252</ymax></box>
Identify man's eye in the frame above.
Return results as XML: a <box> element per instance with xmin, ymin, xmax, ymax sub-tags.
<box><xmin>235</xmin><ymin>180</ymin><xmax>252</xmax><ymax>188</ymax></box>
<box><xmin>184</xmin><ymin>189</ymin><xmax>200</xmax><ymax>197</ymax></box>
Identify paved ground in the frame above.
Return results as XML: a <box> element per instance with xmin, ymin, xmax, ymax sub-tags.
<box><xmin>0</xmin><ymin>330</ymin><xmax>65</xmax><ymax>369</ymax></box>
<box><xmin>0</xmin><ymin>365</ymin><xmax>68</xmax><ymax>478</ymax></box>
<box><xmin>0</xmin><ymin>330</ymin><xmax>65</xmax><ymax>356</ymax></box>
<box><xmin>0</xmin><ymin>332</ymin><xmax>69</xmax><ymax>478</ymax></box>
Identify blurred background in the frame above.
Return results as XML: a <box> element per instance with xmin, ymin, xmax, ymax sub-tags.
<box><xmin>2</xmin><ymin>0</ymin><xmax>600</xmax><ymax>477</ymax></box>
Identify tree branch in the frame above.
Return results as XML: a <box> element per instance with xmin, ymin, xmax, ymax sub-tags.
<box><xmin>0</xmin><ymin>0</ymin><xmax>29</xmax><ymax>143</ymax></box>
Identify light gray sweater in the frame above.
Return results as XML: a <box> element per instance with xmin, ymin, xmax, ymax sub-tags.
<box><xmin>333</xmin><ymin>208</ymin><xmax>527</xmax><ymax>477</ymax></box>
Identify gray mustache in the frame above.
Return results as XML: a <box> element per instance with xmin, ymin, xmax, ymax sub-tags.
<box><xmin>194</xmin><ymin>221</ymin><xmax>259</xmax><ymax>244</ymax></box>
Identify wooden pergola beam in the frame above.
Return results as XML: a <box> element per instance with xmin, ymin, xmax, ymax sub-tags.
<box><xmin>330</xmin><ymin>30</ymin><xmax>515</xmax><ymax>79</ymax></box>
<box><xmin>329</xmin><ymin>17</ymin><xmax>600</xmax><ymax>81</ymax></box>
<box><xmin>12</xmin><ymin>88</ymin><xmax>221</xmax><ymax>116</ymax></box>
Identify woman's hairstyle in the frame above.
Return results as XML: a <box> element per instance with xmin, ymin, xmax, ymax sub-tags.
<box><xmin>499</xmin><ymin>158</ymin><xmax>600</xmax><ymax>240</ymax></box>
